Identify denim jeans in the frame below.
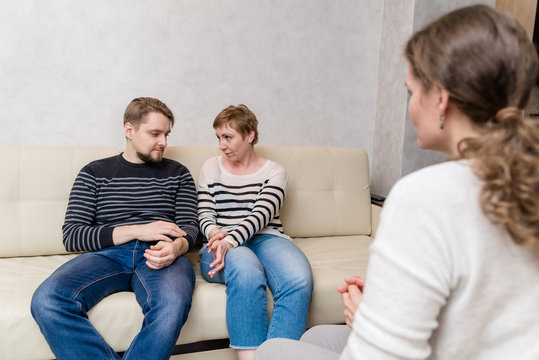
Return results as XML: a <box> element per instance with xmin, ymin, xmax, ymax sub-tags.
<box><xmin>200</xmin><ymin>234</ymin><xmax>313</xmax><ymax>349</ymax></box>
<box><xmin>31</xmin><ymin>240</ymin><xmax>195</xmax><ymax>360</ymax></box>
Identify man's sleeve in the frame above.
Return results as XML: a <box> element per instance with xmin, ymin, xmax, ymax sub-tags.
<box><xmin>62</xmin><ymin>169</ymin><xmax>115</xmax><ymax>252</ymax></box>
<box><xmin>175</xmin><ymin>168</ymin><xmax>200</xmax><ymax>251</ymax></box>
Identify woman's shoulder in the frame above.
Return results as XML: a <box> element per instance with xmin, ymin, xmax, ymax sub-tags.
<box><xmin>199</xmin><ymin>156</ymin><xmax>222</xmax><ymax>179</ymax></box>
<box><xmin>201</xmin><ymin>156</ymin><xmax>220</xmax><ymax>170</ymax></box>
<box><xmin>266</xmin><ymin>158</ymin><xmax>286</xmax><ymax>171</ymax></box>
<box><xmin>389</xmin><ymin>161</ymin><xmax>478</xmax><ymax>205</ymax></box>
<box><xmin>264</xmin><ymin>159</ymin><xmax>288</xmax><ymax>178</ymax></box>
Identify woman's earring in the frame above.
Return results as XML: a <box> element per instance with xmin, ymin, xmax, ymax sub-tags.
<box><xmin>440</xmin><ymin>115</ymin><xmax>445</xmax><ymax>130</ymax></box>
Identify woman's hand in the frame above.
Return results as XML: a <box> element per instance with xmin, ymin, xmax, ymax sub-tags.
<box><xmin>207</xmin><ymin>239</ymin><xmax>234</xmax><ymax>278</ymax></box>
<box><xmin>337</xmin><ymin>276</ymin><xmax>365</xmax><ymax>294</ymax></box>
<box><xmin>338</xmin><ymin>276</ymin><xmax>365</xmax><ymax>327</ymax></box>
<box><xmin>207</xmin><ymin>230</ymin><xmax>229</xmax><ymax>252</ymax></box>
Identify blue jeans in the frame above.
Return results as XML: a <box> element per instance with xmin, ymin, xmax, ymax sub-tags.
<box><xmin>200</xmin><ymin>234</ymin><xmax>313</xmax><ymax>349</ymax></box>
<box><xmin>31</xmin><ymin>240</ymin><xmax>195</xmax><ymax>360</ymax></box>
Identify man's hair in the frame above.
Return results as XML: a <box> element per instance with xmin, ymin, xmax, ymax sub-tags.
<box><xmin>124</xmin><ymin>97</ymin><xmax>175</xmax><ymax>128</ymax></box>
<box><xmin>213</xmin><ymin>104</ymin><xmax>259</xmax><ymax>145</ymax></box>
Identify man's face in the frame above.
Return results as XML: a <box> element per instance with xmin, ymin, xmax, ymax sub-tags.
<box><xmin>126</xmin><ymin>111</ymin><xmax>171</xmax><ymax>163</ymax></box>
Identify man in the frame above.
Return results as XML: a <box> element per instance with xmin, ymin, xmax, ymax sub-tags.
<box><xmin>31</xmin><ymin>97</ymin><xmax>199</xmax><ymax>360</ymax></box>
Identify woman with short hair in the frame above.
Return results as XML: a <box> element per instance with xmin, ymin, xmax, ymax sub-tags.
<box><xmin>198</xmin><ymin>104</ymin><xmax>313</xmax><ymax>360</ymax></box>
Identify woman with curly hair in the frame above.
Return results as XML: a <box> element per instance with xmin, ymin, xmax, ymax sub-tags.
<box><xmin>256</xmin><ymin>5</ymin><xmax>539</xmax><ymax>360</ymax></box>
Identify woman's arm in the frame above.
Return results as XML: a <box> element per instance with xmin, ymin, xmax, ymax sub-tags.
<box><xmin>221</xmin><ymin>164</ymin><xmax>288</xmax><ymax>247</ymax></box>
<box><xmin>341</xmin><ymin>177</ymin><xmax>453</xmax><ymax>360</ymax></box>
<box><xmin>197</xmin><ymin>164</ymin><xmax>221</xmax><ymax>240</ymax></box>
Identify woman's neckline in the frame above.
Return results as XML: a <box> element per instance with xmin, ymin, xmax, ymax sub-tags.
<box><xmin>218</xmin><ymin>156</ymin><xmax>270</xmax><ymax>177</ymax></box>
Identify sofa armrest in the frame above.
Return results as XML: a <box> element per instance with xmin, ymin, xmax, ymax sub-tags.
<box><xmin>371</xmin><ymin>203</ymin><xmax>382</xmax><ymax>238</ymax></box>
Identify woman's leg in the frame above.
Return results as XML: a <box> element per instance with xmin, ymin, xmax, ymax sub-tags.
<box><xmin>201</xmin><ymin>244</ymin><xmax>269</xmax><ymax>350</ymax></box>
<box><xmin>200</xmin><ymin>244</ymin><xmax>226</xmax><ymax>284</ymax></box>
<box><xmin>248</xmin><ymin>234</ymin><xmax>313</xmax><ymax>340</ymax></box>
<box><xmin>255</xmin><ymin>325</ymin><xmax>349</xmax><ymax>360</ymax></box>
<box><xmin>255</xmin><ymin>338</ymin><xmax>340</xmax><ymax>360</ymax></box>
<box><xmin>300</xmin><ymin>325</ymin><xmax>352</xmax><ymax>353</ymax></box>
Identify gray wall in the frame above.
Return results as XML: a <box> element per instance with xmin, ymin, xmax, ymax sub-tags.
<box><xmin>0</xmin><ymin>0</ymin><xmax>495</xmax><ymax>196</ymax></box>
<box><xmin>0</xmin><ymin>0</ymin><xmax>382</xmax><ymax>157</ymax></box>
<box><xmin>401</xmin><ymin>0</ymin><xmax>496</xmax><ymax>178</ymax></box>
<box><xmin>370</xmin><ymin>0</ymin><xmax>495</xmax><ymax>196</ymax></box>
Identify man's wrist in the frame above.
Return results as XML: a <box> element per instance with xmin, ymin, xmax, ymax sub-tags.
<box><xmin>112</xmin><ymin>225</ymin><xmax>137</xmax><ymax>246</ymax></box>
<box><xmin>173</xmin><ymin>237</ymin><xmax>189</xmax><ymax>257</ymax></box>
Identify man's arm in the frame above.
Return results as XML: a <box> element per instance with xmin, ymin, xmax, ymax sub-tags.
<box><xmin>172</xmin><ymin>169</ymin><xmax>199</xmax><ymax>251</ymax></box>
<box><xmin>63</xmin><ymin>167</ymin><xmax>190</xmax><ymax>253</ymax></box>
<box><xmin>141</xmin><ymin>167</ymin><xmax>199</xmax><ymax>270</ymax></box>
<box><xmin>112</xmin><ymin>221</ymin><xmax>187</xmax><ymax>246</ymax></box>
<box><xmin>62</xmin><ymin>170</ymin><xmax>115</xmax><ymax>252</ymax></box>
<box><xmin>117</xmin><ymin>167</ymin><xmax>199</xmax><ymax>256</ymax></box>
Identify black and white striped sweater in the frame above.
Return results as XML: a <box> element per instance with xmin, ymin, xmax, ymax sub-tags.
<box><xmin>197</xmin><ymin>156</ymin><xmax>290</xmax><ymax>247</ymax></box>
<box><xmin>62</xmin><ymin>154</ymin><xmax>199</xmax><ymax>252</ymax></box>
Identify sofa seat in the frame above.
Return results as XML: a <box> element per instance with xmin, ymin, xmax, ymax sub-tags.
<box><xmin>0</xmin><ymin>233</ymin><xmax>374</xmax><ymax>359</ymax></box>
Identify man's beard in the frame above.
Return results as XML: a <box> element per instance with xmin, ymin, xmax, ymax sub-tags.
<box><xmin>136</xmin><ymin>150</ymin><xmax>163</xmax><ymax>164</ymax></box>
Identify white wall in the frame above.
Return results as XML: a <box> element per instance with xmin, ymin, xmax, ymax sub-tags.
<box><xmin>0</xmin><ymin>0</ymin><xmax>383</xmax><ymax>158</ymax></box>
<box><xmin>1</xmin><ymin>1</ymin><xmax>501</xmax><ymax>196</ymax></box>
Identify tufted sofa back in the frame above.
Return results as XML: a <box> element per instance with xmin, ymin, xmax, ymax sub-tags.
<box><xmin>0</xmin><ymin>146</ymin><xmax>371</xmax><ymax>257</ymax></box>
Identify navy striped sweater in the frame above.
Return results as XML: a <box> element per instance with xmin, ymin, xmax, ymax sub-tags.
<box><xmin>62</xmin><ymin>154</ymin><xmax>199</xmax><ymax>252</ymax></box>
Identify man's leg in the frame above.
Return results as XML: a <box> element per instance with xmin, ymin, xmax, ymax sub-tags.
<box><xmin>249</xmin><ymin>234</ymin><xmax>313</xmax><ymax>341</ymax></box>
<box><xmin>31</xmin><ymin>251</ymin><xmax>132</xmax><ymax>360</ymax></box>
<box><xmin>124</xmin><ymin>243</ymin><xmax>195</xmax><ymax>360</ymax></box>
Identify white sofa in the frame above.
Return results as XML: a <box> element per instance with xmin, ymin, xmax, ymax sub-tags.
<box><xmin>0</xmin><ymin>145</ymin><xmax>380</xmax><ymax>360</ymax></box>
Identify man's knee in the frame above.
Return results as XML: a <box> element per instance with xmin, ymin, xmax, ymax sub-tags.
<box><xmin>31</xmin><ymin>279</ymin><xmax>70</xmax><ymax>323</ymax></box>
<box><xmin>31</xmin><ymin>284</ymin><xmax>49</xmax><ymax>320</ymax></box>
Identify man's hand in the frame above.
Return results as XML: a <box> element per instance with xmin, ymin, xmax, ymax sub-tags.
<box><xmin>144</xmin><ymin>237</ymin><xmax>189</xmax><ymax>270</ymax></box>
<box><xmin>113</xmin><ymin>221</ymin><xmax>187</xmax><ymax>245</ymax></box>
<box><xmin>338</xmin><ymin>276</ymin><xmax>365</xmax><ymax>327</ymax></box>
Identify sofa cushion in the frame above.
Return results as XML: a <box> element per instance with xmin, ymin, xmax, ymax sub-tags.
<box><xmin>1</xmin><ymin>146</ymin><xmax>372</xmax><ymax>257</ymax></box>
<box><xmin>0</xmin><ymin>147</ymin><xmax>120</xmax><ymax>257</ymax></box>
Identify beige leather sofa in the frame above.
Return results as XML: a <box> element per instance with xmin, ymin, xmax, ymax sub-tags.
<box><xmin>0</xmin><ymin>145</ymin><xmax>380</xmax><ymax>360</ymax></box>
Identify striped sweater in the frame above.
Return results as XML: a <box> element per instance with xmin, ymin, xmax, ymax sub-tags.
<box><xmin>62</xmin><ymin>154</ymin><xmax>199</xmax><ymax>252</ymax></box>
<box><xmin>197</xmin><ymin>156</ymin><xmax>290</xmax><ymax>247</ymax></box>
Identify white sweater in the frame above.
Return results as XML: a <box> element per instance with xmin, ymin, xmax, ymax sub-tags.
<box><xmin>342</xmin><ymin>161</ymin><xmax>539</xmax><ymax>360</ymax></box>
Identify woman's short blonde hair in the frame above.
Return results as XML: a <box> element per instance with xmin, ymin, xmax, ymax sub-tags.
<box><xmin>213</xmin><ymin>104</ymin><xmax>259</xmax><ymax>145</ymax></box>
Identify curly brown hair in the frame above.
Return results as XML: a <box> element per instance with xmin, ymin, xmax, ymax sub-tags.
<box><xmin>405</xmin><ymin>5</ymin><xmax>539</xmax><ymax>246</ymax></box>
